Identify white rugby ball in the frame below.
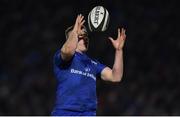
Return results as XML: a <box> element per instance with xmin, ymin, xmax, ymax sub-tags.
<box><xmin>88</xmin><ymin>6</ymin><xmax>110</xmax><ymax>32</ymax></box>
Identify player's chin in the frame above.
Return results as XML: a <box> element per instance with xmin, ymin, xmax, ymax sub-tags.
<box><xmin>81</xmin><ymin>46</ymin><xmax>88</xmax><ymax>52</ymax></box>
<box><xmin>82</xmin><ymin>47</ymin><xmax>88</xmax><ymax>52</ymax></box>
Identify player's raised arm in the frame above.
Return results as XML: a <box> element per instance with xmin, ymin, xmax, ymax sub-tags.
<box><xmin>101</xmin><ymin>28</ymin><xmax>126</xmax><ymax>82</ymax></box>
<box><xmin>61</xmin><ymin>14</ymin><xmax>85</xmax><ymax>61</ymax></box>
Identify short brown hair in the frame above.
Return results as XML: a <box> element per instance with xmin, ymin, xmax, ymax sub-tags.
<box><xmin>65</xmin><ymin>25</ymin><xmax>74</xmax><ymax>39</ymax></box>
<box><xmin>65</xmin><ymin>25</ymin><xmax>88</xmax><ymax>39</ymax></box>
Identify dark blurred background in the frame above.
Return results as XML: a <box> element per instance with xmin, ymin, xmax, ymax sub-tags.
<box><xmin>0</xmin><ymin>0</ymin><xmax>180</xmax><ymax>115</ymax></box>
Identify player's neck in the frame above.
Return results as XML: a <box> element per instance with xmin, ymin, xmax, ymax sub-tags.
<box><xmin>76</xmin><ymin>49</ymin><xmax>86</xmax><ymax>54</ymax></box>
<box><xmin>76</xmin><ymin>49</ymin><xmax>83</xmax><ymax>54</ymax></box>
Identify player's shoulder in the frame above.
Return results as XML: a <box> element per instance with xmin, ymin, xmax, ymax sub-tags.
<box><xmin>88</xmin><ymin>57</ymin><xmax>100</xmax><ymax>66</ymax></box>
<box><xmin>91</xmin><ymin>59</ymin><xmax>98</xmax><ymax>65</ymax></box>
<box><xmin>53</xmin><ymin>49</ymin><xmax>60</xmax><ymax>58</ymax></box>
<box><xmin>76</xmin><ymin>52</ymin><xmax>100</xmax><ymax>65</ymax></box>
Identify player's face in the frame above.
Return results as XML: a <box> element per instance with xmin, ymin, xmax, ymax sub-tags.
<box><xmin>77</xmin><ymin>28</ymin><xmax>89</xmax><ymax>52</ymax></box>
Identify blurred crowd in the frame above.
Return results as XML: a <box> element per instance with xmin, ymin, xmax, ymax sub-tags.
<box><xmin>0</xmin><ymin>0</ymin><xmax>179</xmax><ymax>115</ymax></box>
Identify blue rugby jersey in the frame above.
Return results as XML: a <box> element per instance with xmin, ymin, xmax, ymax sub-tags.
<box><xmin>51</xmin><ymin>49</ymin><xmax>106</xmax><ymax>114</ymax></box>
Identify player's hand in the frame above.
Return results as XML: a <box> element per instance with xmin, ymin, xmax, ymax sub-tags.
<box><xmin>109</xmin><ymin>28</ymin><xmax>126</xmax><ymax>50</ymax></box>
<box><xmin>70</xmin><ymin>14</ymin><xmax>85</xmax><ymax>38</ymax></box>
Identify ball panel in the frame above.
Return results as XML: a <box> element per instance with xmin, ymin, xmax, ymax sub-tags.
<box><xmin>102</xmin><ymin>9</ymin><xmax>109</xmax><ymax>31</ymax></box>
<box><xmin>90</xmin><ymin>6</ymin><xmax>105</xmax><ymax>28</ymax></box>
<box><xmin>88</xmin><ymin>11</ymin><xmax>93</xmax><ymax>32</ymax></box>
<box><xmin>88</xmin><ymin>6</ymin><xmax>110</xmax><ymax>32</ymax></box>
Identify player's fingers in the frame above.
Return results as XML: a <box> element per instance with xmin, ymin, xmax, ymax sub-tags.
<box><xmin>118</xmin><ymin>28</ymin><xmax>121</xmax><ymax>38</ymax></box>
<box><xmin>78</xmin><ymin>15</ymin><xmax>85</xmax><ymax>29</ymax></box>
<box><xmin>74</xmin><ymin>14</ymin><xmax>80</xmax><ymax>30</ymax></box>
<box><xmin>79</xmin><ymin>15</ymin><xmax>84</xmax><ymax>23</ymax></box>
<box><xmin>122</xmin><ymin>28</ymin><xmax>125</xmax><ymax>35</ymax></box>
<box><xmin>79</xmin><ymin>21</ymin><xmax>85</xmax><ymax>33</ymax></box>
<box><xmin>78</xmin><ymin>15</ymin><xmax>83</xmax><ymax>27</ymax></box>
<box><xmin>108</xmin><ymin>37</ymin><xmax>115</xmax><ymax>44</ymax></box>
<box><xmin>122</xmin><ymin>28</ymin><xmax>126</xmax><ymax>40</ymax></box>
<box><xmin>80</xmin><ymin>20</ymin><xmax>85</xmax><ymax>26</ymax></box>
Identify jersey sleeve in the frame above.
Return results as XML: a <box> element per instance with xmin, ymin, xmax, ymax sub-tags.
<box><xmin>53</xmin><ymin>49</ymin><xmax>72</xmax><ymax>68</ymax></box>
<box><xmin>95</xmin><ymin>60</ymin><xmax>106</xmax><ymax>75</ymax></box>
<box><xmin>54</xmin><ymin>49</ymin><xmax>62</xmax><ymax>66</ymax></box>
